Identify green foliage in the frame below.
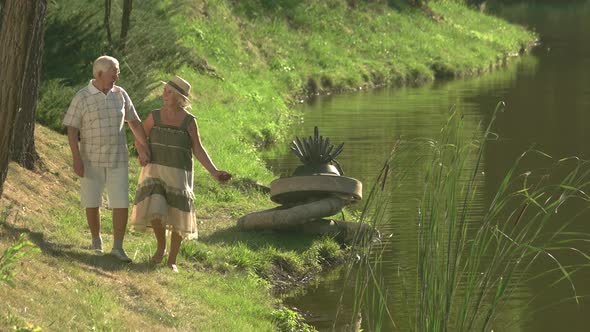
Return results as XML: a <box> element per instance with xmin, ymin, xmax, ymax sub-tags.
<box><xmin>36</xmin><ymin>79</ymin><xmax>77</xmax><ymax>133</ymax></box>
<box><xmin>38</xmin><ymin>0</ymin><xmax>536</xmax><ymax>206</ymax></box>
<box><xmin>32</xmin><ymin>2</ymin><xmax>538</xmax><ymax>328</ymax></box>
<box><xmin>232</xmin><ymin>0</ymin><xmax>301</xmax><ymax>17</ymax></box>
<box><xmin>343</xmin><ymin>104</ymin><xmax>590</xmax><ymax>330</ymax></box>
<box><xmin>0</xmin><ymin>234</ymin><xmax>39</xmax><ymax>288</ymax></box>
<box><xmin>307</xmin><ymin>238</ymin><xmax>342</xmax><ymax>265</ymax></box>
<box><xmin>179</xmin><ymin>235</ymin><xmax>344</xmax><ymax>286</ymax></box>
<box><xmin>272</xmin><ymin>307</ymin><xmax>317</xmax><ymax>332</ymax></box>
<box><xmin>41</xmin><ymin>0</ymin><xmax>201</xmax><ymax>124</ymax></box>
<box><xmin>269</xmin><ymin>248</ymin><xmax>305</xmax><ymax>274</ymax></box>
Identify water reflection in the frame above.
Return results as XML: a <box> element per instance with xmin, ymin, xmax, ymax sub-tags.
<box><xmin>264</xmin><ymin>2</ymin><xmax>590</xmax><ymax>331</ymax></box>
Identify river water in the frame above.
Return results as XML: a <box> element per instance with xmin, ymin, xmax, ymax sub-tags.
<box><xmin>264</xmin><ymin>2</ymin><xmax>590</xmax><ymax>331</ymax></box>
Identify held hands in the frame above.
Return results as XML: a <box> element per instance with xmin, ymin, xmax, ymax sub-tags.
<box><xmin>135</xmin><ymin>141</ymin><xmax>151</xmax><ymax>167</ymax></box>
<box><xmin>212</xmin><ymin>170</ymin><xmax>232</xmax><ymax>183</ymax></box>
<box><xmin>138</xmin><ymin>149</ymin><xmax>151</xmax><ymax>167</ymax></box>
<box><xmin>73</xmin><ymin>156</ymin><xmax>84</xmax><ymax>177</ymax></box>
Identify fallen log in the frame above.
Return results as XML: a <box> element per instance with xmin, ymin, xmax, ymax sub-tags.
<box><xmin>238</xmin><ymin>197</ymin><xmax>347</xmax><ymax>229</ymax></box>
<box><xmin>237</xmin><ymin>196</ymin><xmax>376</xmax><ymax>242</ymax></box>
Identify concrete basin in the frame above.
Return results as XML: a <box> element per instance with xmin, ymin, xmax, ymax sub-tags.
<box><xmin>270</xmin><ymin>174</ymin><xmax>362</xmax><ymax>205</ymax></box>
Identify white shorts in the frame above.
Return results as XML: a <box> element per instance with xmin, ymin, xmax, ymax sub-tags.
<box><xmin>80</xmin><ymin>163</ymin><xmax>129</xmax><ymax>209</ymax></box>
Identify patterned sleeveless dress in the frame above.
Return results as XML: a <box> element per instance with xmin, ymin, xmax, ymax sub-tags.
<box><xmin>131</xmin><ymin>109</ymin><xmax>198</xmax><ymax>239</ymax></box>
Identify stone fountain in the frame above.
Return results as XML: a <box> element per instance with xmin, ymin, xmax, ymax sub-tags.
<box><xmin>238</xmin><ymin>127</ymin><xmax>373</xmax><ymax>242</ymax></box>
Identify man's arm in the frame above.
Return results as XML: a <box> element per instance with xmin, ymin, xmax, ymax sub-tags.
<box><xmin>66</xmin><ymin>126</ymin><xmax>84</xmax><ymax>177</ymax></box>
<box><xmin>128</xmin><ymin>119</ymin><xmax>150</xmax><ymax>165</ymax></box>
<box><xmin>120</xmin><ymin>88</ymin><xmax>150</xmax><ymax>165</ymax></box>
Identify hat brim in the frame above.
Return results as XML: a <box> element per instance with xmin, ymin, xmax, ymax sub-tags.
<box><xmin>161</xmin><ymin>80</ymin><xmax>190</xmax><ymax>100</ymax></box>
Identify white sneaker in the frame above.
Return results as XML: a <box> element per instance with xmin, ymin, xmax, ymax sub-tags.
<box><xmin>110</xmin><ymin>248</ymin><xmax>132</xmax><ymax>263</ymax></box>
<box><xmin>91</xmin><ymin>243</ymin><xmax>103</xmax><ymax>253</ymax></box>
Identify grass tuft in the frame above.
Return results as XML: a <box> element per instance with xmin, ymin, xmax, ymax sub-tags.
<box><xmin>342</xmin><ymin>103</ymin><xmax>590</xmax><ymax>331</ymax></box>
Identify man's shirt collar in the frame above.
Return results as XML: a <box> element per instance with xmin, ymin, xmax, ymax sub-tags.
<box><xmin>88</xmin><ymin>80</ymin><xmax>120</xmax><ymax>95</ymax></box>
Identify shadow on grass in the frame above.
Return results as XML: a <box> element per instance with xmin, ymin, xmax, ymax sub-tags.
<box><xmin>200</xmin><ymin>225</ymin><xmax>323</xmax><ymax>253</ymax></box>
<box><xmin>1</xmin><ymin>222</ymin><xmax>157</xmax><ymax>274</ymax></box>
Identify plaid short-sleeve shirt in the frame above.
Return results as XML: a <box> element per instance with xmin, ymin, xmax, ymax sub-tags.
<box><xmin>63</xmin><ymin>80</ymin><xmax>140</xmax><ymax>168</ymax></box>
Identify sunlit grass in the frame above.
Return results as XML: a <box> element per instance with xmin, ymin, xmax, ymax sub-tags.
<box><xmin>180</xmin><ymin>236</ymin><xmax>344</xmax><ymax>281</ymax></box>
<box><xmin>38</xmin><ymin>1</ymin><xmax>536</xmax><ymax>211</ymax></box>
<box><xmin>16</xmin><ymin>0</ymin><xmax>539</xmax><ymax>330</ymax></box>
<box><xmin>0</xmin><ymin>126</ymin><xmax>341</xmax><ymax>331</ymax></box>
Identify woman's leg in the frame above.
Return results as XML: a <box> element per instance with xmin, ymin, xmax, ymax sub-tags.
<box><xmin>151</xmin><ymin>219</ymin><xmax>166</xmax><ymax>263</ymax></box>
<box><xmin>168</xmin><ymin>231</ymin><xmax>182</xmax><ymax>272</ymax></box>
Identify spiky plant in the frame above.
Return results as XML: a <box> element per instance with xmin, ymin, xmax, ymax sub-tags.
<box><xmin>290</xmin><ymin>126</ymin><xmax>344</xmax><ymax>166</ymax></box>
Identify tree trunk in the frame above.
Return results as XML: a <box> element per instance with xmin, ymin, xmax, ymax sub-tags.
<box><xmin>104</xmin><ymin>0</ymin><xmax>113</xmax><ymax>49</ymax></box>
<box><xmin>10</xmin><ymin>0</ymin><xmax>46</xmax><ymax>170</ymax></box>
<box><xmin>0</xmin><ymin>0</ymin><xmax>47</xmax><ymax>197</ymax></box>
<box><xmin>119</xmin><ymin>0</ymin><xmax>133</xmax><ymax>52</ymax></box>
<box><xmin>0</xmin><ymin>0</ymin><xmax>5</xmax><ymax>30</ymax></box>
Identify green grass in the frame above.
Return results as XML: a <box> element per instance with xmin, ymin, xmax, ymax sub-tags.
<box><xmin>343</xmin><ymin>104</ymin><xmax>590</xmax><ymax>331</ymax></box>
<box><xmin>37</xmin><ymin>0</ymin><xmax>536</xmax><ymax>209</ymax></box>
<box><xmin>272</xmin><ymin>307</ymin><xmax>317</xmax><ymax>332</ymax></box>
<box><xmin>0</xmin><ymin>233</ymin><xmax>39</xmax><ymax>288</ymax></box>
<box><xmin>2</xmin><ymin>0</ymin><xmax>541</xmax><ymax>330</ymax></box>
<box><xmin>0</xmin><ymin>200</ymin><xmax>327</xmax><ymax>331</ymax></box>
<box><xmin>0</xmin><ymin>126</ymin><xmax>344</xmax><ymax>331</ymax></box>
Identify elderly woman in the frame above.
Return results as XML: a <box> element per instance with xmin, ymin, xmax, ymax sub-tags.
<box><xmin>131</xmin><ymin>75</ymin><xmax>231</xmax><ymax>272</ymax></box>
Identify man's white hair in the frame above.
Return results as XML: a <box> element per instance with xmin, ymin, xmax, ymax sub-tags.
<box><xmin>93</xmin><ymin>55</ymin><xmax>119</xmax><ymax>78</ymax></box>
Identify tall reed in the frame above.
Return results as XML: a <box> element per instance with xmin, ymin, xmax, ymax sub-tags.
<box><xmin>338</xmin><ymin>103</ymin><xmax>590</xmax><ymax>331</ymax></box>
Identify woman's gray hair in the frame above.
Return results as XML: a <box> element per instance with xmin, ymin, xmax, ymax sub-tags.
<box><xmin>93</xmin><ymin>55</ymin><xmax>119</xmax><ymax>78</ymax></box>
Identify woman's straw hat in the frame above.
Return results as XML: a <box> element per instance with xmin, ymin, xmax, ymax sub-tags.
<box><xmin>162</xmin><ymin>75</ymin><xmax>191</xmax><ymax>100</ymax></box>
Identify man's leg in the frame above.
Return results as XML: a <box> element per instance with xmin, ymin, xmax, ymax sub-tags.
<box><xmin>110</xmin><ymin>208</ymin><xmax>131</xmax><ymax>262</ymax></box>
<box><xmin>86</xmin><ymin>207</ymin><xmax>102</xmax><ymax>251</ymax></box>
<box><xmin>112</xmin><ymin>208</ymin><xmax>128</xmax><ymax>242</ymax></box>
<box><xmin>81</xmin><ymin>163</ymin><xmax>104</xmax><ymax>252</ymax></box>
<box><xmin>107</xmin><ymin>166</ymin><xmax>132</xmax><ymax>262</ymax></box>
<box><xmin>86</xmin><ymin>208</ymin><xmax>101</xmax><ymax>236</ymax></box>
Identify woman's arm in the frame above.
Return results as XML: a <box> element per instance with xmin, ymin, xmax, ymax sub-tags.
<box><xmin>187</xmin><ymin>117</ymin><xmax>231</xmax><ymax>182</ymax></box>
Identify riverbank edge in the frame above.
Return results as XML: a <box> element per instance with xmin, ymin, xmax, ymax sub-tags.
<box><xmin>1</xmin><ymin>1</ymin><xmax>538</xmax><ymax>330</ymax></box>
<box><xmin>167</xmin><ymin>0</ymin><xmax>539</xmax><ymax>326</ymax></box>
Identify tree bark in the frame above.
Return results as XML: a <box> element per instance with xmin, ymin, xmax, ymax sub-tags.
<box><xmin>0</xmin><ymin>0</ymin><xmax>47</xmax><ymax>196</ymax></box>
<box><xmin>0</xmin><ymin>0</ymin><xmax>5</xmax><ymax>30</ymax></box>
<box><xmin>104</xmin><ymin>0</ymin><xmax>113</xmax><ymax>49</ymax></box>
<box><xmin>119</xmin><ymin>0</ymin><xmax>133</xmax><ymax>52</ymax></box>
<box><xmin>10</xmin><ymin>0</ymin><xmax>46</xmax><ymax>170</ymax></box>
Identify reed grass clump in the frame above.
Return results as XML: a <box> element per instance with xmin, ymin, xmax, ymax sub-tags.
<box><xmin>342</xmin><ymin>103</ymin><xmax>590</xmax><ymax>331</ymax></box>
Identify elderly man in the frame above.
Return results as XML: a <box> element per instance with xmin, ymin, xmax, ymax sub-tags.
<box><xmin>63</xmin><ymin>55</ymin><xmax>150</xmax><ymax>262</ymax></box>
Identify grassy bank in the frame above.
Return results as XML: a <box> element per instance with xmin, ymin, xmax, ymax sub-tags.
<box><xmin>38</xmin><ymin>0</ymin><xmax>537</xmax><ymax>200</ymax></box>
<box><xmin>1</xmin><ymin>0</ymin><xmax>536</xmax><ymax>330</ymax></box>
<box><xmin>0</xmin><ymin>126</ymin><xmax>330</xmax><ymax>330</ymax></box>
